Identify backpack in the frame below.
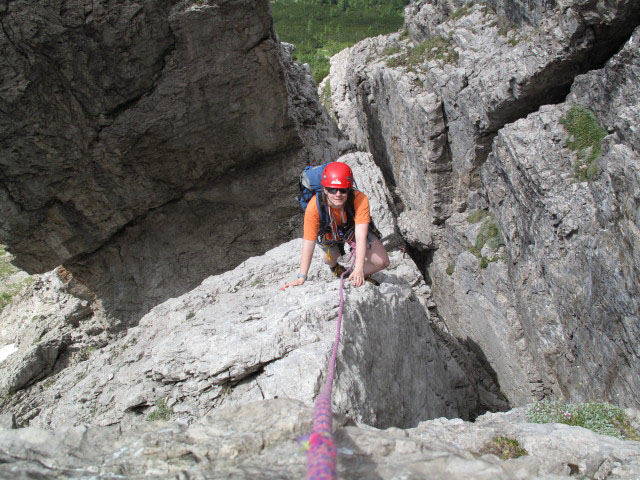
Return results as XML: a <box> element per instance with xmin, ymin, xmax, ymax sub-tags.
<box><xmin>297</xmin><ymin>163</ymin><xmax>356</xmax><ymax>244</ymax></box>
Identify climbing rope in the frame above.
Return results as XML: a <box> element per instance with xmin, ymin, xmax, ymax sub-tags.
<box><xmin>305</xmin><ymin>242</ymin><xmax>356</xmax><ymax>480</ymax></box>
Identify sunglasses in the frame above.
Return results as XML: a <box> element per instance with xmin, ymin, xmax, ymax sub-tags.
<box><xmin>326</xmin><ymin>188</ymin><xmax>349</xmax><ymax>194</ymax></box>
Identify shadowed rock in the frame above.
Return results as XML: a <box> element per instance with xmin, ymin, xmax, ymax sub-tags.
<box><xmin>0</xmin><ymin>0</ymin><xmax>344</xmax><ymax>322</ymax></box>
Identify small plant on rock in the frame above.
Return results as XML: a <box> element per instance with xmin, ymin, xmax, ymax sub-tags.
<box><xmin>387</xmin><ymin>36</ymin><xmax>458</xmax><ymax>69</ymax></box>
<box><xmin>466</xmin><ymin>210</ymin><xmax>491</xmax><ymax>224</ymax></box>
<box><xmin>466</xmin><ymin>211</ymin><xmax>505</xmax><ymax>268</ymax></box>
<box><xmin>526</xmin><ymin>401</ymin><xmax>640</xmax><ymax>440</ymax></box>
<box><xmin>146</xmin><ymin>398</ymin><xmax>173</xmax><ymax>422</ymax></box>
<box><xmin>476</xmin><ymin>220</ymin><xmax>505</xmax><ymax>251</ymax></box>
<box><xmin>320</xmin><ymin>79</ymin><xmax>333</xmax><ymax>113</ymax></box>
<box><xmin>448</xmin><ymin>5</ymin><xmax>472</xmax><ymax>21</ymax></box>
<box><xmin>560</xmin><ymin>105</ymin><xmax>607</xmax><ymax>181</ymax></box>
<box><xmin>484</xmin><ymin>436</ymin><xmax>527</xmax><ymax>459</ymax></box>
<box><xmin>382</xmin><ymin>45</ymin><xmax>401</xmax><ymax>56</ymax></box>
<box><xmin>446</xmin><ymin>263</ymin><xmax>455</xmax><ymax>276</ymax></box>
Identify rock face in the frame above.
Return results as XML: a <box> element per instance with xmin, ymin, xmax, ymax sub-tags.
<box><xmin>0</xmin><ymin>152</ymin><xmax>509</xmax><ymax>438</ymax></box>
<box><xmin>1</xmin><ymin>398</ymin><xmax>639</xmax><ymax>479</ymax></box>
<box><xmin>0</xmin><ymin>268</ymin><xmax>110</xmax><ymax>398</ymax></box>
<box><xmin>481</xmin><ymin>28</ymin><xmax>640</xmax><ymax>405</ymax></box>
<box><xmin>2</xmin><ymin>0</ymin><xmax>640</xmax><ymax>477</ymax></box>
<box><xmin>0</xmin><ymin>0</ymin><xmax>344</xmax><ymax>321</ymax></box>
<box><xmin>324</xmin><ymin>1</ymin><xmax>640</xmax><ymax>406</ymax></box>
<box><xmin>1</xmin><ymin>238</ymin><xmax>502</xmax><ymax>430</ymax></box>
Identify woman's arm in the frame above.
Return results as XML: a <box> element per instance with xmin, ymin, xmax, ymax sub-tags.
<box><xmin>280</xmin><ymin>239</ymin><xmax>316</xmax><ymax>290</ymax></box>
<box><xmin>348</xmin><ymin>223</ymin><xmax>368</xmax><ymax>287</ymax></box>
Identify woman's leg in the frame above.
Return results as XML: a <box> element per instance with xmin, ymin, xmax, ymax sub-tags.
<box><xmin>362</xmin><ymin>238</ymin><xmax>390</xmax><ymax>276</ymax></box>
<box><xmin>322</xmin><ymin>244</ymin><xmax>342</xmax><ymax>268</ymax></box>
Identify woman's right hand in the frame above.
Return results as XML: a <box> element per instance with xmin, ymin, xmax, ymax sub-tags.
<box><xmin>279</xmin><ymin>277</ymin><xmax>305</xmax><ymax>291</ymax></box>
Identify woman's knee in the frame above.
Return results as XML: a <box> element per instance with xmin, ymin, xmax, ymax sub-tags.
<box><xmin>369</xmin><ymin>239</ymin><xmax>390</xmax><ymax>269</ymax></box>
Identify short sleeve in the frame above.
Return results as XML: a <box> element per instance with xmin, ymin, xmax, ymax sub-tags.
<box><xmin>303</xmin><ymin>196</ymin><xmax>321</xmax><ymax>241</ymax></box>
<box><xmin>353</xmin><ymin>191</ymin><xmax>370</xmax><ymax>224</ymax></box>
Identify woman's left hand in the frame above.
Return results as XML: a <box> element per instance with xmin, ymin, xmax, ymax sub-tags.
<box><xmin>348</xmin><ymin>267</ymin><xmax>365</xmax><ymax>287</ymax></box>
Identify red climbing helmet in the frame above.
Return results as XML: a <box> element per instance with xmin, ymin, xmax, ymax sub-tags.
<box><xmin>321</xmin><ymin>162</ymin><xmax>354</xmax><ymax>189</ymax></box>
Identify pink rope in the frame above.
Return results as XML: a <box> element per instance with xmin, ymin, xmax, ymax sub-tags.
<box><xmin>306</xmin><ymin>242</ymin><xmax>356</xmax><ymax>480</ymax></box>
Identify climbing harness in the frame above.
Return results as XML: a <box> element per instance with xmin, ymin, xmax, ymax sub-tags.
<box><xmin>305</xmin><ymin>242</ymin><xmax>357</xmax><ymax>480</ymax></box>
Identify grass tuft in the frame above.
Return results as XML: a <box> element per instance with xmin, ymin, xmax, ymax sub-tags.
<box><xmin>527</xmin><ymin>401</ymin><xmax>640</xmax><ymax>440</ymax></box>
<box><xmin>560</xmin><ymin>105</ymin><xmax>607</xmax><ymax>181</ymax></box>
<box><xmin>448</xmin><ymin>5</ymin><xmax>472</xmax><ymax>21</ymax></box>
<box><xmin>387</xmin><ymin>36</ymin><xmax>458</xmax><ymax>69</ymax></box>
<box><xmin>466</xmin><ymin>210</ymin><xmax>491</xmax><ymax>224</ymax></box>
<box><xmin>466</xmin><ymin>212</ymin><xmax>505</xmax><ymax>268</ymax></box>
<box><xmin>484</xmin><ymin>436</ymin><xmax>527</xmax><ymax>459</ymax></box>
<box><xmin>146</xmin><ymin>398</ymin><xmax>173</xmax><ymax>422</ymax></box>
<box><xmin>475</xmin><ymin>218</ymin><xmax>504</xmax><ymax>251</ymax></box>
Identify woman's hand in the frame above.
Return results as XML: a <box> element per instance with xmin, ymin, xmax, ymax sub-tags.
<box><xmin>280</xmin><ymin>277</ymin><xmax>305</xmax><ymax>290</ymax></box>
<box><xmin>348</xmin><ymin>267</ymin><xmax>365</xmax><ymax>287</ymax></box>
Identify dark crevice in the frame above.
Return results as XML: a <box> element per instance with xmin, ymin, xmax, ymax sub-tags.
<box><xmin>358</xmin><ymin>81</ymin><xmax>398</xmax><ymax>190</ymax></box>
<box><xmin>403</xmin><ymin>242</ymin><xmax>510</xmax><ymax>418</ymax></box>
<box><xmin>404</xmin><ymin>243</ymin><xmax>434</xmax><ymax>286</ymax></box>
<box><xmin>226</xmin><ymin>354</ymin><xmax>286</xmax><ymax>386</ymax></box>
<box><xmin>244</xmin><ymin>31</ymin><xmax>273</xmax><ymax>54</ymax></box>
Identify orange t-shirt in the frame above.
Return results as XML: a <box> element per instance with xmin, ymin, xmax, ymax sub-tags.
<box><xmin>303</xmin><ymin>190</ymin><xmax>370</xmax><ymax>241</ymax></box>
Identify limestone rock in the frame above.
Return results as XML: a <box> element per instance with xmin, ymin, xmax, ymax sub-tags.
<box><xmin>324</xmin><ymin>0</ymin><xmax>640</xmax><ymax>407</ymax></box>
<box><xmin>0</xmin><ymin>267</ymin><xmax>115</xmax><ymax>428</ymax></box>
<box><xmin>10</xmin><ymin>239</ymin><xmax>500</xmax><ymax>430</ymax></box>
<box><xmin>0</xmin><ymin>398</ymin><xmax>638</xmax><ymax>479</ymax></box>
<box><xmin>480</xmin><ymin>26</ymin><xmax>640</xmax><ymax>405</ymax></box>
<box><xmin>327</xmin><ymin>0</ymin><xmax>640</xmax><ymax>230</ymax></box>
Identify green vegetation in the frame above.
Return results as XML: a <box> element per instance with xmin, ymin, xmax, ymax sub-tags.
<box><xmin>476</xmin><ymin>218</ymin><xmax>505</xmax><ymax>251</ymax></box>
<box><xmin>466</xmin><ymin>210</ymin><xmax>491</xmax><ymax>224</ymax></box>
<box><xmin>527</xmin><ymin>401</ymin><xmax>640</xmax><ymax>440</ymax></box>
<box><xmin>560</xmin><ymin>105</ymin><xmax>607</xmax><ymax>181</ymax></box>
<box><xmin>272</xmin><ymin>0</ymin><xmax>408</xmax><ymax>83</ymax></box>
<box><xmin>146</xmin><ymin>398</ymin><xmax>174</xmax><ymax>422</ymax></box>
<box><xmin>466</xmin><ymin>211</ymin><xmax>505</xmax><ymax>268</ymax></box>
<box><xmin>484</xmin><ymin>436</ymin><xmax>527</xmax><ymax>460</ymax></box>
<box><xmin>386</xmin><ymin>36</ymin><xmax>458</xmax><ymax>69</ymax></box>
<box><xmin>449</xmin><ymin>5</ymin><xmax>472</xmax><ymax>20</ymax></box>
<box><xmin>446</xmin><ymin>263</ymin><xmax>455</xmax><ymax>276</ymax></box>
<box><xmin>382</xmin><ymin>45</ymin><xmax>402</xmax><ymax>56</ymax></box>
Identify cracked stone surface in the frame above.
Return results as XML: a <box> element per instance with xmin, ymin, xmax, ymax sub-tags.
<box><xmin>480</xmin><ymin>26</ymin><xmax>640</xmax><ymax>406</ymax></box>
<box><xmin>5</xmin><ymin>239</ymin><xmax>501</xmax><ymax>431</ymax></box>
<box><xmin>323</xmin><ymin>1</ymin><xmax>640</xmax><ymax>407</ymax></box>
<box><xmin>0</xmin><ymin>398</ymin><xmax>639</xmax><ymax>479</ymax></box>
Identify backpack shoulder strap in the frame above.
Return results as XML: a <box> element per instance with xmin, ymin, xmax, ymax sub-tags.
<box><xmin>316</xmin><ymin>192</ymin><xmax>330</xmax><ymax>232</ymax></box>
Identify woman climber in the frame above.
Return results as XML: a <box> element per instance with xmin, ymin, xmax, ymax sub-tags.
<box><xmin>280</xmin><ymin>162</ymin><xmax>390</xmax><ymax>290</ymax></box>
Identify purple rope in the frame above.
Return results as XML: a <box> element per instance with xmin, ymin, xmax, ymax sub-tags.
<box><xmin>306</xmin><ymin>242</ymin><xmax>356</xmax><ymax>480</ymax></box>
